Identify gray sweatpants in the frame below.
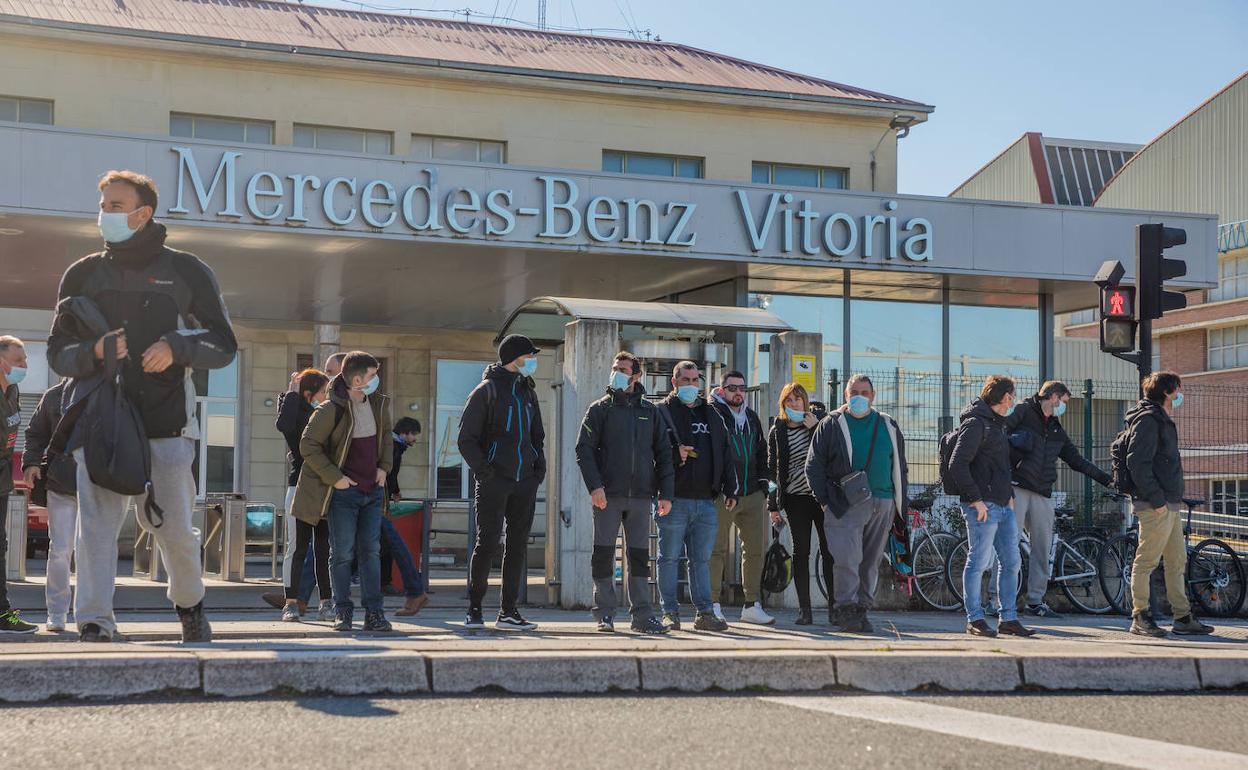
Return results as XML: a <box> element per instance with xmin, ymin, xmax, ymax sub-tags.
<box><xmin>591</xmin><ymin>497</ymin><xmax>654</xmax><ymax>620</ymax></box>
<box><xmin>74</xmin><ymin>437</ymin><xmax>203</xmax><ymax>636</ymax></box>
<box><xmin>1013</xmin><ymin>487</ymin><xmax>1056</xmax><ymax>606</ymax></box>
<box><xmin>825</xmin><ymin>496</ymin><xmax>895</xmax><ymax>610</ymax></box>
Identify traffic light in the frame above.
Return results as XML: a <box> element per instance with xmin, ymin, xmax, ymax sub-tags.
<box><xmin>1094</xmin><ymin>259</ymin><xmax>1137</xmax><ymax>354</ymax></box>
<box><xmin>1101</xmin><ymin>285</ymin><xmax>1135</xmax><ymax>319</ymax></box>
<box><xmin>1137</xmin><ymin>223</ymin><xmax>1187</xmax><ymax>320</ymax></box>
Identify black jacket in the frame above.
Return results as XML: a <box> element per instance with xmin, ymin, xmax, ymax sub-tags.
<box><xmin>1124</xmin><ymin>399</ymin><xmax>1184</xmax><ymax>509</ymax></box>
<box><xmin>22</xmin><ymin>380</ymin><xmax>76</xmax><ymax>496</ymax></box>
<box><xmin>766</xmin><ymin>417</ymin><xmax>813</xmax><ymax>512</ymax></box>
<box><xmin>458</xmin><ymin>364</ymin><xmax>546</xmax><ymax>484</ymax></box>
<box><xmin>948</xmin><ymin>399</ymin><xmax>1014</xmax><ymax>506</ymax></box>
<box><xmin>0</xmin><ymin>382</ymin><xmax>17</xmax><ymax>495</ymax></box>
<box><xmin>710</xmin><ymin>396</ymin><xmax>770</xmax><ymax>497</ymax></box>
<box><xmin>47</xmin><ymin>222</ymin><xmax>238</xmax><ymax>438</ymax></box>
<box><xmin>1007</xmin><ymin>395</ymin><xmax>1111</xmax><ymax>498</ymax></box>
<box><xmin>388</xmin><ymin>437</ymin><xmax>408</xmax><ymax>498</ymax></box>
<box><xmin>575</xmin><ymin>385</ymin><xmax>675</xmax><ymax>500</ymax></box>
<box><xmin>658</xmin><ymin>393</ymin><xmax>738</xmax><ymax>501</ymax></box>
<box><xmin>275</xmin><ymin>391</ymin><xmax>314</xmax><ymax>487</ymax></box>
<box><xmin>805</xmin><ymin>408</ymin><xmax>910</xmax><ymax>518</ymax></box>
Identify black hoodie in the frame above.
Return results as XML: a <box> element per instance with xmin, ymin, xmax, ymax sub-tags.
<box><xmin>457</xmin><ymin>363</ymin><xmax>546</xmax><ymax>484</ymax></box>
<box><xmin>1123</xmin><ymin>399</ymin><xmax>1184</xmax><ymax>509</ymax></box>
<box><xmin>575</xmin><ymin>384</ymin><xmax>675</xmax><ymax>500</ymax></box>
<box><xmin>659</xmin><ymin>393</ymin><xmax>738</xmax><ymax>501</ymax></box>
<box><xmin>948</xmin><ymin>398</ymin><xmax>1013</xmax><ymax>506</ymax></box>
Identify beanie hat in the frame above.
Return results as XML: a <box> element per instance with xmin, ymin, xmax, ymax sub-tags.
<box><xmin>498</xmin><ymin>334</ymin><xmax>540</xmax><ymax>365</ymax></box>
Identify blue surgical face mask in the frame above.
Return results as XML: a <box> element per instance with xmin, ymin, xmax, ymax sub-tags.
<box><xmin>98</xmin><ymin>210</ymin><xmax>140</xmax><ymax>243</ymax></box>
<box><xmin>609</xmin><ymin>370</ymin><xmax>630</xmax><ymax>391</ymax></box>
<box><xmin>1053</xmin><ymin>400</ymin><xmax>1067</xmax><ymax>417</ymax></box>
<box><xmin>311</xmin><ymin>398</ymin><xmax>322</xmax><ymax>408</ymax></box>
<box><xmin>784</xmin><ymin>406</ymin><xmax>805</xmax><ymax>422</ymax></box>
<box><xmin>847</xmin><ymin>395</ymin><xmax>870</xmax><ymax>417</ymax></box>
<box><xmin>1172</xmin><ymin>392</ymin><xmax>1183</xmax><ymax>409</ymax></box>
<box><xmin>1004</xmin><ymin>401</ymin><xmax>1016</xmax><ymax>417</ymax></box>
<box><xmin>5</xmin><ymin>366</ymin><xmax>26</xmax><ymax>385</ymax></box>
<box><xmin>519</xmin><ymin>357</ymin><xmax>538</xmax><ymax>377</ymax></box>
<box><xmin>356</xmin><ymin>375</ymin><xmax>379</xmax><ymax>396</ymax></box>
<box><xmin>676</xmin><ymin>385</ymin><xmax>699</xmax><ymax>404</ymax></box>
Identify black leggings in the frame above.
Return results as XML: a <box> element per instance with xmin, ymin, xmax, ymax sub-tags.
<box><xmin>786</xmin><ymin>494</ymin><xmax>834</xmax><ymax>609</ymax></box>
<box><xmin>286</xmin><ymin>518</ymin><xmax>331</xmax><ymax>602</ymax></box>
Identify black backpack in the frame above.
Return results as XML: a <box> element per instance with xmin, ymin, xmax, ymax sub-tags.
<box><xmin>1109</xmin><ymin>410</ymin><xmax>1161</xmax><ymax>496</ymax></box>
<box><xmin>939</xmin><ymin>414</ymin><xmax>983</xmax><ymax>497</ymax></box>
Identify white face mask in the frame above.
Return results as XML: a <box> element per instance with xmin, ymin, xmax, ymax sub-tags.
<box><xmin>98</xmin><ymin>209</ymin><xmax>141</xmax><ymax>243</ymax></box>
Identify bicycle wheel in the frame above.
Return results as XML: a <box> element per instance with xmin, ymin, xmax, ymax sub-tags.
<box><xmin>1186</xmin><ymin>539</ymin><xmax>1247</xmax><ymax>618</ymax></box>
<box><xmin>1056</xmin><ymin>533</ymin><xmax>1112</xmax><ymax>614</ymax></box>
<box><xmin>912</xmin><ymin>532</ymin><xmax>961</xmax><ymax>611</ymax></box>
<box><xmin>945</xmin><ymin>537</ymin><xmax>969</xmax><ymax>605</ymax></box>
<box><xmin>814</xmin><ymin>552</ymin><xmax>828</xmax><ymax>601</ymax></box>
<box><xmin>1097</xmin><ymin>533</ymin><xmax>1137</xmax><ymax>615</ymax></box>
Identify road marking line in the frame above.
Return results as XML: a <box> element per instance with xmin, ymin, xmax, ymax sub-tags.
<box><xmin>762</xmin><ymin>695</ymin><xmax>1248</xmax><ymax>770</ymax></box>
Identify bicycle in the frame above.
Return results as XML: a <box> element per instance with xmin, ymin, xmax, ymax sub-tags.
<box><xmin>1097</xmin><ymin>496</ymin><xmax>1246</xmax><ymax>617</ymax></box>
<box><xmin>944</xmin><ymin>505</ymin><xmax>1113</xmax><ymax>615</ymax></box>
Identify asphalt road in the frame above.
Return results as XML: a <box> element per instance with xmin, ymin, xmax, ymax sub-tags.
<box><xmin>3</xmin><ymin>692</ymin><xmax>1246</xmax><ymax>769</ymax></box>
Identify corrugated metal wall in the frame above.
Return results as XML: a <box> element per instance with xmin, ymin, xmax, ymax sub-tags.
<box><xmin>950</xmin><ymin>136</ymin><xmax>1043</xmax><ymax>203</ymax></box>
<box><xmin>1097</xmin><ymin>73</ymin><xmax>1248</xmax><ymax>223</ymax></box>
<box><xmin>1053</xmin><ymin>336</ymin><xmax>1138</xmax><ymax>383</ymax></box>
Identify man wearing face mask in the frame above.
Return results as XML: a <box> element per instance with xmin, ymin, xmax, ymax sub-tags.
<box><xmin>1003</xmin><ymin>381</ymin><xmax>1112</xmax><ymax>619</ymax></box>
<box><xmin>656</xmin><ymin>361</ymin><xmax>738</xmax><ymax>632</ymax></box>
<box><xmin>575</xmin><ymin>351</ymin><xmax>672</xmax><ymax>634</ymax></box>
<box><xmin>458</xmin><ymin>335</ymin><xmax>546</xmax><ymax>631</ymax></box>
<box><xmin>805</xmin><ymin>374</ymin><xmax>909</xmax><ymax>633</ymax></box>
<box><xmin>48</xmin><ymin>171</ymin><xmax>238</xmax><ymax>643</ymax></box>
<box><xmin>0</xmin><ymin>336</ymin><xmax>35</xmax><ymax>634</ymax></box>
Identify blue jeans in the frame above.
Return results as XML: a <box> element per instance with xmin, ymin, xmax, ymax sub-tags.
<box><xmin>328</xmin><ymin>486</ymin><xmax>384</xmax><ymax>613</ymax></box>
<box><xmin>962</xmin><ymin>502</ymin><xmax>1021</xmax><ymax>623</ymax></box>
<box><xmin>381</xmin><ymin>517</ymin><xmax>425</xmax><ymax>597</ymax></box>
<box><xmin>656</xmin><ymin>498</ymin><xmax>719</xmax><ymax>614</ymax></box>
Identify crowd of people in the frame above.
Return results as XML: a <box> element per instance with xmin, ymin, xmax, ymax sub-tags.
<box><xmin>0</xmin><ymin>168</ymin><xmax>1216</xmax><ymax>642</ymax></box>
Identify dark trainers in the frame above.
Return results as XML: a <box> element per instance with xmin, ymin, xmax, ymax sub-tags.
<box><xmin>1129</xmin><ymin>612</ymin><xmax>1167</xmax><ymax>638</ymax></box>
<box><xmin>630</xmin><ymin>616</ymin><xmax>670</xmax><ymax>635</ymax></box>
<box><xmin>835</xmin><ymin>605</ymin><xmax>868</xmax><ymax>634</ymax></box>
<box><xmin>662</xmin><ymin>612</ymin><xmax>682</xmax><ymax>631</ymax></box>
<box><xmin>966</xmin><ymin>619</ymin><xmax>997</xmax><ymax>637</ymax></box>
<box><xmin>464</xmin><ymin>607</ymin><xmax>485</xmax><ymax>629</ymax></box>
<box><xmin>693</xmin><ymin>612</ymin><xmax>728</xmax><ymax>632</ymax></box>
<box><xmin>0</xmin><ymin>610</ymin><xmax>37</xmax><ymax>634</ymax></box>
<box><xmin>175</xmin><ymin>602</ymin><xmax>213</xmax><ymax>643</ymax></box>
<box><xmin>1172</xmin><ymin>614</ymin><xmax>1214</xmax><ymax>636</ymax></box>
<box><xmin>78</xmin><ymin>622</ymin><xmax>111</xmax><ymax>642</ymax></box>
<box><xmin>495</xmin><ymin>609</ymin><xmax>538</xmax><ymax>631</ymax></box>
<box><xmin>597</xmin><ymin>616</ymin><xmax>615</xmax><ymax>633</ymax></box>
<box><xmin>997</xmin><ymin>619</ymin><xmax>1037</xmax><ymax>637</ymax></box>
<box><xmin>858</xmin><ymin>607</ymin><xmax>875</xmax><ymax>634</ymax></box>
<box><xmin>362</xmin><ymin>610</ymin><xmax>392</xmax><ymax>633</ymax></box>
<box><xmin>795</xmin><ymin>607</ymin><xmax>813</xmax><ymax>625</ymax></box>
<box><xmin>333</xmin><ymin>607</ymin><xmax>354</xmax><ymax>632</ymax></box>
<box><xmin>1024</xmin><ymin>603</ymin><xmax>1063</xmax><ymax>619</ymax></box>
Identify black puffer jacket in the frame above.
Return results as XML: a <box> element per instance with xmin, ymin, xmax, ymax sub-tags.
<box><xmin>275</xmin><ymin>391</ymin><xmax>315</xmax><ymax>487</ymax></box>
<box><xmin>948</xmin><ymin>399</ymin><xmax>1013</xmax><ymax>506</ymax></box>
<box><xmin>575</xmin><ymin>384</ymin><xmax>674</xmax><ymax>500</ymax></box>
<box><xmin>22</xmin><ymin>380</ymin><xmax>76</xmax><ymax>495</ymax></box>
<box><xmin>1007</xmin><ymin>395</ymin><xmax>1111</xmax><ymax>498</ymax></box>
<box><xmin>1124</xmin><ymin>399</ymin><xmax>1184</xmax><ymax>509</ymax></box>
<box><xmin>457</xmin><ymin>364</ymin><xmax>546</xmax><ymax>484</ymax></box>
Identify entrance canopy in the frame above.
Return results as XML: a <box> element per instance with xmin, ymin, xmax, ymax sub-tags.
<box><xmin>495</xmin><ymin>296</ymin><xmax>794</xmax><ymax>347</ymax></box>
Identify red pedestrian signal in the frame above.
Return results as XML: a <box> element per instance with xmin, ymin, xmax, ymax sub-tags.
<box><xmin>1100</xmin><ymin>285</ymin><xmax>1135</xmax><ymax>320</ymax></box>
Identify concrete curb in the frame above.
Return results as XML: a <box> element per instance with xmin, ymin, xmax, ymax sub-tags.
<box><xmin>2</xmin><ymin>651</ymin><xmax>1246</xmax><ymax>702</ymax></box>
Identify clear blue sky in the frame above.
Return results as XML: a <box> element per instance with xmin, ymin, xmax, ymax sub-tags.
<box><xmin>322</xmin><ymin>0</ymin><xmax>1247</xmax><ymax>196</ymax></box>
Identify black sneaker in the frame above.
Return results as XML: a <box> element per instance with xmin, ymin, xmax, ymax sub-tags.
<box><xmin>835</xmin><ymin>604</ymin><xmax>868</xmax><ymax>634</ymax></box>
<box><xmin>630</xmin><ymin>616</ymin><xmax>670</xmax><ymax>635</ymax></box>
<box><xmin>662</xmin><ymin>612</ymin><xmax>682</xmax><ymax>631</ymax></box>
<box><xmin>597</xmin><ymin>616</ymin><xmax>615</xmax><ymax>633</ymax></box>
<box><xmin>175</xmin><ymin>602</ymin><xmax>213</xmax><ymax>643</ymax></box>
<box><xmin>362</xmin><ymin>610</ymin><xmax>392</xmax><ymax>633</ymax></box>
<box><xmin>464</xmin><ymin>607</ymin><xmax>485</xmax><ymax>629</ymax></box>
<box><xmin>1129</xmin><ymin>612</ymin><xmax>1167</xmax><ymax>638</ymax></box>
<box><xmin>495</xmin><ymin>609</ymin><xmax>538</xmax><ymax>631</ymax></box>
<box><xmin>1024</xmin><ymin>603</ymin><xmax>1063</xmax><ymax>619</ymax></box>
<box><xmin>78</xmin><ymin>622</ymin><xmax>111</xmax><ymax>642</ymax></box>
<box><xmin>794</xmin><ymin>608</ymin><xmax>813</xmax><ymax>626</ymax></box>
<box><xmin>1172</xmin><ymin>614</ymin><xmax>1214</xmax><ymax>636</ymax></box>
<box><xmin>333</xmin><ymin>607</ymin><xmax>354</xmax><ymax>632</ymax></box>
<box><xmin>693</xmin><ymin>612</ymin><xmax>728</xmax><ymax>632</ymax></box>
<box><xmin>0</xmin><ymin>610</ymin><xmax>37</xmax><ymax>634</ymax></box>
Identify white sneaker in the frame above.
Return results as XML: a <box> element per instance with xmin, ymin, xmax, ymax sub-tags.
<box><xmin>740</xmin><ymin>602</ymin><xmax>775</xmax><ymax>626</ymax></box>
<box><xmin>47</xmin><ymin>614</ymin><xmax>68</xmax><ymax>633</ymax></box>
<box><xmin>712</xmin><ymin>603</ymin><xmax>726</xmax><ymax>622</ymax></box>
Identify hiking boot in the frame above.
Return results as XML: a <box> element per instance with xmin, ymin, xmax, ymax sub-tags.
<box><xmin>0</xmin><ymin>610</ymin><xmax>36</xmax><ymax>635</ymax></box>
<box><xmin>1172</xmin><ymin>614</ymin><xmax>1214</xmax><ymax>636</ymax></box>
<box><xmin>333</xmin><ymin>607</ymin><xmax>354</xmax><ymax>632</ymax></box>
<box><xmin>495</xmin><ymin>609</ymin><xmax>538</xmax><ymax>631</ymax></box>
<box><xmin>317</xmin><ymin>600</ymin><xmax>336</xmax><ymax>622</ymax></box>
<box><xmin>661</xmin><ymin>612</ymin><xmax>682</xmax><ymax>631</ymax></box>
<box><xmin>1024</xmin><ymin>603</ymin><xmax>1063</xmax><ymax>619</ymax></box>
<box><xmin>281</xmin><ymin>603</ymin><xmax>301</xmax><ymax>622</ymax></box>
<box><xmin>630</xmin><ymin>616</ymin><xmax>670</xmax><ymax>635</ymax></box>
<box><xmin>693</xmin><ymin>612</ymin><xmax>728</xmax><ymax>632</ymax></box>
<box><xmin>362</xmin><ymin>610</ymin><xmax>392</xmax><ymax>633</ymax></box>
<box><xmin>794</xmin><ymin>607</ymin><xmax>813</xmax><ymax>626</ymax></box>
<box><xmin>1129</xmin><ymin>612</ymin><xmax>1167</xmax><ymax>638</ymax></box>
<box><xmin>464</xmin><ymin>607</ymin><xmax>485</xmax><ymax>629</ymax></box>
<box><xmin>597</xmin><ymin>616</ymin><xmax>615</xmax><ymax>633</ymax></box>
<box><xmin>836</xmin><ymin>604</ymin><xmax>868</xmax><ymax>634</ymax></box>
<box><xmin>78</xmin><ymin>622</ymin><xmax>111</xmax><ymax>642</ymax></box>
<box><xmin>176</xmin><ymin>602</ymin><xmax>213</xmax><ymax>643</ymax></box>
<box><xmin>740</xmin><ymin>602</ymin><xmax>775</xmax><ymax>625</ymax></box>
<box><xmin>966</xmin><ymin>619</ymin><xmax>997</xmax><ymax>637</ymax></box>
<box><xmin>997</xmin><ymin>619</ymin><xmax>1037</xmax><ymax>637</ymax></box>
<box><xmin>260</xmin><ymin>591</ymin><xmax>285</xmax><ymax>610</ymax></box>
<box><xmin>396</xmin><ymin>594</ymin><xmax>429</xmax><ymax>617</ymax></box>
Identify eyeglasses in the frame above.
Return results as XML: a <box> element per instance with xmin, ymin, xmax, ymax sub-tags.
<box><xmin>722</xmin><ymin>385</ymin><xmax>746</xmax><ymax>392</ymax></box>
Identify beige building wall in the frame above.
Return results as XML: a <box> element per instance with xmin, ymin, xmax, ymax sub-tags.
<box><xmin>949</xmin><ymin>134</ymin><xmax>1043</xmax><ymax>203</ymax></box>
<box><xmin>0</xmin><ymin>30</ymin><xmax>900</xmax><ymax>191</ymax></box>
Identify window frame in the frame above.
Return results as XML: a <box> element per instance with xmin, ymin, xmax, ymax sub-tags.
<box><xmin>602</xmin><ymin>150</ymin><xmax>704</xmax><ymax>179</ymax></box>
<box><xmin>191</xmin><ymin>358</ymin><xmax>241</xmax><ymax>501</ymax></box>
<box><xmin>1208</xmin><ymin>324</ymin><xmax>1248</xmax><ymax>371</ymax></box>
<box><xmin>752</xmin><ymin>161</ymin><xmax>849</xmax><ymax>190</ymax></box>
<box><xmin>0</xmin><ymin>95</ymin><xmax>54</xmax><ymax>125</ymax></box>
<box><xmin>410</xmin><ymin>133</ymin><xmax>506</xmax><ymax>163</ymax></box>
<box><xmin>1210</xmin><ymin>254</ymin><xmax>1248</xmax><ymax>302</ymax></box>
<box><xmin>293</xmin><ymin>123</ymin><xmax>393</xmax><ymax>155</ymax></box>
<box><xmin>170</xmin><ymin>112</ymin><xmax>274</xmax><ymax>145</ymax></box>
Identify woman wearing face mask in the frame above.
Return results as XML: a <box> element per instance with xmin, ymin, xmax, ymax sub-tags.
<box><xmin>766</xmin><ymin>382</ymin><xmax>832</xmax><ymax>625</ymax></box>
<box><xmin>275</xmin><ymin>368</ymin><xmax>333</xmax><ymax>622</ymax></box>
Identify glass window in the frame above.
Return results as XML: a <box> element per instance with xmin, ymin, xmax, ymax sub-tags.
<box><xmin>1209</xmin><ymin>324</ymin><xmax>1248</xmax><ymax>370</ymax></box>
<box><xmin>949</xmin><ymin>304</ymin><xmax>1040</xmax><ymax>380</ymax></box>
<box><xmin>435</xmin><ymin>360</ymin><xmax>490</xmax><ymax>500</ymax></box>
<box><xmin>0</xmin><ymin>95</ymin><xmax>53</xmax><ymax>124</ymax></box>
<box><xmin>850</xmin><ymin>300</ymin><xmax>943</xmax><ymax>375</ymax></box>
<box><xmin>411</xmin><ymin>134</ymin><xmax>507</xmax><ymax>163</ymax></box>
<box><xmin>601</xmin><ymin>150</ymin><xmax>704</xmax><ymax>178</ymax></box>
<box><xmin>1211</xmin><ymin>254</ymin><xmax>1248</xmax><ymax>302</ymax></box>
<box><xmin>293</xmin><ymin>124</ymin><xmax>392</xmax><ymax>155</ymax></box>
<box><xmin>753</xmin><ymin>161</ymin><xmax>848</xmax><ymax>189</ymax></box>
<box><xmin>169</xmin><ymin>113</ymin><xmax>273</xmax><ymax>145</ymax></box>
<box><xmin>190</xmin><ymin>358</ymin><xmax>240</xmax><ymax>498</ymax></box>
<box><xmin>1211</xmin><ymin>479</ymin><xmax>1248</xmax><ymax>516</ymax></box>
<box><xmin>745</xmin><ymin>293</ymin><xmax>845</xmax><ymax>391</ymax></box>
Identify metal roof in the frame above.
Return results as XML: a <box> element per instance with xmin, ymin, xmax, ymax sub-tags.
<box><xmin>0</xmin><ymin>0</ymin><xmax>931</xmax><ymax>110</ymax></box>
<box><xmin>496</xmin><ymin>296</ymin><xmax>794</xmax><ymax>346</ymax></box>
